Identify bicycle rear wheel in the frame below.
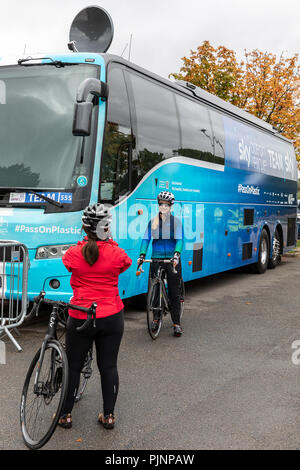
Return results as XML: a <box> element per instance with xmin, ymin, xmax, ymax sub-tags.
<box><xmin>20</xmin><ymin>340</ymin><xmax>68</xmax><ymax>450</ymax></box>
<box><xmin>147</xmin><ymin>280</ymin><xmax>163</xmax><ymax>340</ymax></box>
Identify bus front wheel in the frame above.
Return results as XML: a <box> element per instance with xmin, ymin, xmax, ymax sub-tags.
<box><xmin>252</xmin><ymin>228</ymin><xmax>270</xmax><ymax>274</ymax></box>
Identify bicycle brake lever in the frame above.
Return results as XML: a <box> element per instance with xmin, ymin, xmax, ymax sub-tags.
<box><xmin>136</xmin><ymin>264</ymin><xmax>144</xmax><ymax>274</ymax></box>
<box><xmin>33</xmin><ymin>291</ymin><xmax>45</xmax><ymax>303</ymax></box>
<box><xmin>29</xmin><ymin>291</ymin><xmax>46</xmax><ymax>318</ymax></box>
<box><xmin>91</xmin><ymin>303</ymin><xmax>97</xmax><ymax>328</ymax></box>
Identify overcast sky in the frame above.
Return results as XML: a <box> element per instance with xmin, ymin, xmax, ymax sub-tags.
<box><xmin>0</xmin><ymin>0</ymin><xmax>299</xmax><ymax>79</ymax></box>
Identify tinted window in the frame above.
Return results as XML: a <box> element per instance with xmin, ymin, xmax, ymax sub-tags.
<box><xmin>210</xmin><ymin>109</ymin><xmax>225</xmax><ymax>164</ymax></box>
<box><xmin>101</xmin><ymin>65</ymin><xmax>132</xmax><ymax>202</ymax></box>
<box><xmin>129</xmin><ymin>72</ymin><xmax>180</xmax><ymax>181</ymax></box>
<box><xmin>176</xmin><ymin>94</ymin><xmax>214</xmax><ymax>163</ymax></box>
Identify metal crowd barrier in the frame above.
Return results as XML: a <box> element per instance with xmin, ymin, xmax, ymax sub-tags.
<box><xmin>0</xmin><ymin>240</ymin><xmax>29</xmax><ymax>352</ymax></box>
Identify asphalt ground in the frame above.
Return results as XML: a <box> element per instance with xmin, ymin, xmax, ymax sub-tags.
<box><xmin>0</xmin><ymin>253</ymin><xmax>300</xmax><ymax>450</ymax></box>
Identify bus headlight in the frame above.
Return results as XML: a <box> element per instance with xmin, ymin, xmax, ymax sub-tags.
<box><xmin>36</xmin><ymin>244</ymin><xmax>73</xmax><ymax>259</ymax></box>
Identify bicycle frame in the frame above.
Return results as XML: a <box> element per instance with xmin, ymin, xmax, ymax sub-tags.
<box><xmin>33</xmin><ymin>305</ymin><xmax>60</xmax><ymax>395</ymax></box>
<box><xmin>151</xmin><ymin>264</ymin><xmax>170</xmax><ymax>315</ymax></box>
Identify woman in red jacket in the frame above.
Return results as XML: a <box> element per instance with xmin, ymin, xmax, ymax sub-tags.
<box><xmin>58</xmin><ymin>203</ymin><xmax>132</xmax><ymax>430</ymax></box>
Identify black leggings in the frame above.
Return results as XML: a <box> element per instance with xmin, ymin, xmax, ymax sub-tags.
<box><xmin>62</xmin><ymin>310</ymin><xmax>124</xmax><ymax>416</ymax></box>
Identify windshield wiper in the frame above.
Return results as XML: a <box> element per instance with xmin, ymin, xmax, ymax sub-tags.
<box><xmin>17</xmin><ymin>57</ymin><xmax>72</xmax><ymax>68</ymax></box>
<box><xmin>8</xmin><ymin>189</ymin><xmax>63</xmax><ymax>208</ymax></box>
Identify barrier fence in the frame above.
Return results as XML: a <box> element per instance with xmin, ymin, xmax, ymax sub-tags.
<box><xmin>0</xmin><ymin>240</ymin><xmax>29</xmax><ymax>352</ymax></box>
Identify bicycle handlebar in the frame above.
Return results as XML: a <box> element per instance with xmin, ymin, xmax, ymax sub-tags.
<box><xmin>43</xmin><ymin>298</ymin><xmax>98</xmax><ymax>332</ymax></box>
<box><xmin>136</xmin><ymin>259</ymin><xmax>177</xmax><ymax>275</ymax></box>
<box><xmin>29</xmin><ymin>291</ymin><xmax>98</xmax><ymax>332</ymax></box>
<box><xmin>25</xmin><ymin>290</ymin><xmax>46</xmax><ymax>320</ymax></box>
<box><xmin>73</xmin><ymin>303</ymin><xmax>97</xmax><ymax>332</ymax></box>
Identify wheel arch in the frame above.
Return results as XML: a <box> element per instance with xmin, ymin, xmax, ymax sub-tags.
<box><xmin>252</xmin><ymin>223</ymin><xmax>271</xmax><ymax>274</ymax></box>
<box><xmin>274</xmin><ymin>223</ymin><xmax>284</xmax><ymax>254</ymax></box>
<box><xmin>260</xmin><ymin>223</ymin><xmax>271</xmax><ymax>247</ymax></box>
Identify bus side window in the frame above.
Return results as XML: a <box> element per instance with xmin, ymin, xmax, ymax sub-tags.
<box><xmin>128</xmin><ymin>72</ymin><xmax>180</xmax><ymax>186</ymax></box>
<box><xmin>176</xmin><ymin>94</ymin><xmax>214</xmax><ymax>164</ymax></box>
<box><xmin>210</xmin><ymin>110</ymin><xmax>225</xmax><ymax>165</ymax></box>
<box><xmin>101</xmin><ymin>65</ymin><xmax>132</xmax><ymax>203</ymax></box>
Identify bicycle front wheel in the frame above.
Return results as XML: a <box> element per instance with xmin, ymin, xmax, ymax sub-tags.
<box><xmin>147</xmin><ymin>280</ymin><xmax>163</xmax><ymax>340</ymax></box>
<box><xmin>20</xmin><ymin>340</ymin><xmax>68</xmax><ymax>450</ymax></box>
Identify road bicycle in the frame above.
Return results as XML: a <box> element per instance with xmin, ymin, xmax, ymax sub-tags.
<box><xmin>20</xmin><ymin>291</ymin><xmax>97</xmax><ymax>450</ymax></box>
<box><xmin>137</xmin><ymin>259</ymin><xmax>185</xmax><ymax>340</ymax></box>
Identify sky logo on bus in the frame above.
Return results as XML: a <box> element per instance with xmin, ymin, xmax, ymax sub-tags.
<box><xmin>239</xmin><ymin>138</ymin><xmax>251</xmax><ymax>167</ymax></box>
<box><xmin>237</xmin><ymin>184</ymin><xmax>260</xmax><ymax>196</ymax></box>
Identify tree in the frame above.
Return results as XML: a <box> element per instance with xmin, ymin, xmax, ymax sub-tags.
<box><xmin>170</xmin><ymin>41</ymin><xmax>300</xmax><ymax>160</ymax></box>
<box><xmin>0</xmin><ymin>163</ymin><xmax>40</xmax><ymax>187</ymax></box>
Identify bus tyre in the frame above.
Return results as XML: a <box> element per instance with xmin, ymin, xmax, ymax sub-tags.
<box><xmin>268</xmin><ymin>228</ymin><xmax>281</xmax><ymax>269</ymax></box>
<box><xmin>253</xmin><ymin>229</ymin><xmax>270</xmax><ymax>274</ymax></box>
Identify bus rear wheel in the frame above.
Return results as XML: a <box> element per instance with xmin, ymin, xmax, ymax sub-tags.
<box><xmin>268</xmin><ymin>228</ymin><xmax>281</xmax><ymax>269</ymax></box>
<box><xmin>252</xmin><ymin>228</ymin><xmax>270</xmax><ymax>274</ymax></box>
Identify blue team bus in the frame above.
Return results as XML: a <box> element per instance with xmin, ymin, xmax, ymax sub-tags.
<box><xmin>0</xmin><ymin>51</ymin><xmax>297</xmax><ymax>304</ymax></box>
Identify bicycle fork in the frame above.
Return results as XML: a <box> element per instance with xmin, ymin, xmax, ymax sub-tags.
<box><xmin>33</xmin><ymin>307</ymin><xmax>59</xmax><ymax>395</ymax></box>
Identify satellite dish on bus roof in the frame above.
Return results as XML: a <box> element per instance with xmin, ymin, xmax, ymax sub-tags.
<box><xmin>69</xmin><ymin>6</ymin><xmax>114</xmax><ymax>53</ymax></box>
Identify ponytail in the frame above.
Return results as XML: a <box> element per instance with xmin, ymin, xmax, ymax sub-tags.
<box><xmin>82</xmin><ymin>229</ymin><xmax>99</xmax><ymax>266</ymax></box>
<box><xmin>151</xmin><ymin>214</ymin><xmax>160</xmax><ymax>230</ymax></box>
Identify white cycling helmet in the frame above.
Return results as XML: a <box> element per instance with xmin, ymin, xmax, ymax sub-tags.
<box><xmin>157</xmin><ymin>191</ymin><xmax>175</xmax><ymax>205</ymax></box>
<box><xmin>82</xmin><ymin>203</ymin><xmax>112</xmax><ymax>235</ymax></box>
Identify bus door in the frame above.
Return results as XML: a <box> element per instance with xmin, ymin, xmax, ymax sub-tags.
<box><xmin>210</xmin><ymin>204</ymin><xmax>240</xmax><ymax>271</ymax></box>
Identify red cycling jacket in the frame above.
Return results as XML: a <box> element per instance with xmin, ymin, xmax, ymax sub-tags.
<box><xmin>62</xmin><ymin>237</ymin><xmax>132</xmax><ymax>319</ymax></box>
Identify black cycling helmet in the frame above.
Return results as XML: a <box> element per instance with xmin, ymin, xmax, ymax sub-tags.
<box><xmin>82</xmin><ymin>203</ymin><xmax>112</xmax><ymax>234</ymax></box>
<box><xmin>157</xmin><ymin>191</ymin><xmax>175</xmax><ymax>205</ymax></box>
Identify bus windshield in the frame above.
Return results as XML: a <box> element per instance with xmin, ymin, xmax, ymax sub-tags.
<box><xmin>0</xmin><ymin>64</ymin><xmax>98</xmax><ymax>191</ymax></box>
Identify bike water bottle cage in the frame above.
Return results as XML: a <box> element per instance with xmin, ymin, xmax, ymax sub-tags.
<box><xmin>157</xmin><ymin>191</ymin><xmax>175</xmax><ymax>205</ymax></box>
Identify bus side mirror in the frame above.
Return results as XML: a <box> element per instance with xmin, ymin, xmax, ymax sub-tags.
<box><xmin>72</xmin><ymin>78</ymin><xmax>109</xmax><ymax>137</ymax></box>
<box><xmin>73</xmin><ymin>102</ymin><xmax>93</xmax><ymax>136</ymax></box>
